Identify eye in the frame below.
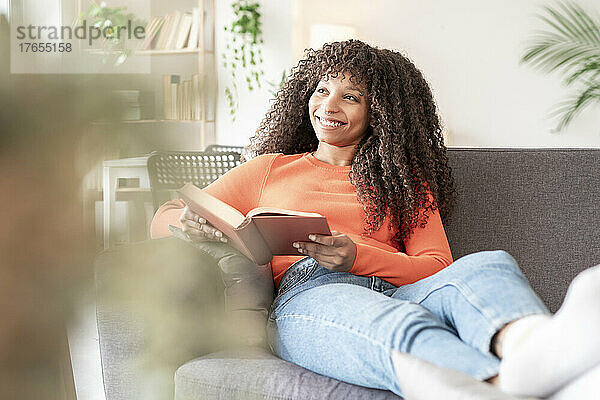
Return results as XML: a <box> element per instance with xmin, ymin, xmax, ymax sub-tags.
<box><xmin>316</xmin><ymin>87</ymin><xmax>327</xmax><ymax>94</ymax></box>
<box><xmin>345</xmin><ymin>95</ymin><xmax>359</xmax><ymax>102</ymax></box>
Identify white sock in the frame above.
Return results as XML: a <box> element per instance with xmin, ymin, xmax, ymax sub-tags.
<box><xmin>548</xmin><ymin>362</ymin><xmax>600</xmax><ymax>400</ymax></box>
<box><xmin>499</xmin><ymin>264</ymin><xmax>600</xmax><ymax>398</ymax></box>
<box><xmin>501</xmin><ymin>314</ymin><xmax>551</xmax><ymax>359</ymax></box>
<box><xmin>391</xmin><ymin>350</ymin><xmax>520</xmax><ymax>400</ymax></box>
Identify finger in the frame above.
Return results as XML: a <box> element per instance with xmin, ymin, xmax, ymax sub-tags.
<box><xmin>307</xmin><ymin>233</ymin><xmax>337</xmax><ymax>246</ymax></box>
<box><xmin>181</xmin><ymin>206</ymin><xmax>199</xmax><ymax>223</ymax></box>
<box><xmin>184</xmin><ymin>225</ymin><xmax>206</xmax><ymax>237</ymax></box>
<box><xmin>199</xmin><ymin>223</ymin><xmax>224</xmax><ymax>238</ymax></box>
<box><xmin>293</xmin><ymin>241</ymin><xmax>336</xmax><ymax>257</ymax></box>
<box><xmin>185</xmin><ymin>227</ymin><xmax>227</xmax><ymax>243</ymax></box>
<box><xmin>310</xmin><ymin>231</ymin><xmax>348</xmax><ymax>247</ymax></box>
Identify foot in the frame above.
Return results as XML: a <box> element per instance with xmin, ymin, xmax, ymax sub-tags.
<box><xmin>391</xmin><ymin>350</ymin><xmax>521</xmax><ymax>399</ymax></box>
<box><xmin>548</xmin><ymin>362</ymin><xmax>600</xmax><ymax>400</ymax></box>
<box><xmin>499</xmin><ymin>264</ymin><xmax>600</xmax><ymax>398</ymax></box>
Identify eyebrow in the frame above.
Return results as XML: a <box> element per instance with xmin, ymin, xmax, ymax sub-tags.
<box><xmin>320</xmin><ymin>81</ymin><xmax>365</xmax><ymax>96</ymax></box>
<box><xmin>346</xmin><ymin>86</ymin><xmax>364</xmax><ymax>95</ymax></box>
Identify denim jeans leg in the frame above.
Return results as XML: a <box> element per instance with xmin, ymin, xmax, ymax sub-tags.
<box><xmin>268</xmin><ymin>278</ymin><xmax>503</xmax><ymax>397</ymax></box>
<box><xmin>390</xmin><ymin>250</ymin><xmax>551</xmax><ymax>358</ymax></box>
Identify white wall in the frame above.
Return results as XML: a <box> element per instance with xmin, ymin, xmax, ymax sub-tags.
<box><xmin>214</xmin><ymin>0</ymin><xmax>293</xmax><ymax>147</ymax></box>
<box><xmin>0</xmin><ymin>0</ymin><xmax>8</xmax><ymax>17</ymax></box>
<box><xmin>215</xmin><ymin>0</ymin><xmax>600</xmax><ymax>148</ymax></box>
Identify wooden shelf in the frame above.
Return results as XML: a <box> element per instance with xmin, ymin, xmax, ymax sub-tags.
<box><xmin>115</xmin><ymin>187</ymin><xmax>152</xmax><ymax>202</ymax></box>
<box><xmin>121</xmin><ymin>119</ymin><xmax>207</xmax><ymax>124</ymax></box>
<box><xmin>84</xmin><ymin>48</ymin><xmax>214</xmax><ymax>56</ymax></box>
<box><xmin>136</xmin><ymin>49</ymin><xmax>214</xmax><ymax>55</ymax></box>
<box><xmin>92</xmin><ymin>119</ymin><xmax>215</xmax><ymax>125</ymax></box>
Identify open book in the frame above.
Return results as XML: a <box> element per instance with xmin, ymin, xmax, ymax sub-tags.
<box><xmin>177</xmin><ymin>183</ymin><xmax>331</xmax><ymax>265</ymax></box>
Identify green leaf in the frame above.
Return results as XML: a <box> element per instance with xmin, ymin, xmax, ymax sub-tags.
<box><xmin>522</xmin><ymin>1</ymin><xmax>600</xmax><ymax>131</ymax></box>
<box><xmin>114</xmin><ymin>52</ymin><xmax>127</xmax><ymax>66</ymax></box>
<box><xmin>548</xmin><ymin>84</ymin><xmax>600</xmax><ymax>131</ymax></box>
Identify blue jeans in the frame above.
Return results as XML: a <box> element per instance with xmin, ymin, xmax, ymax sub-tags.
<box><xmin>266</xmin><ymin>250</ymin><xmax>550</xmax><ymax>397</ymax></box>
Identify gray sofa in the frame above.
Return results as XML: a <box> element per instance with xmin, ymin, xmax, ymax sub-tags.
<box><xmin>96</xmin><ymin>148</ymin><xmax>600</xmax><ymax>400</ymax></box>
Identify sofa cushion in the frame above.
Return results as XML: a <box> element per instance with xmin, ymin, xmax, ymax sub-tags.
<box><xmin>175</xmin><ymin>347</ymin><xmax>401</xmax><ymax>400</ymax></box>
<box><xmin>444</xmin><ymin>148</ymin><xmax>600</xmax><ymax>312</ymax></box>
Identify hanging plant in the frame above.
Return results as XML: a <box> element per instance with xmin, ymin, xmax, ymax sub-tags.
<box><xmin>222</xmin><ymin>0</ymin><xmax>265</xmax><ymax>121</ymax></box>
<box><xmin>521</xmin><ymin>1</ymin><xmax>600</xmax><ymax>132</ymax></box>
<box><xmin>267</xmin><ymin>69</ymin><xmax>287</xmax><ymax>98</ymax></box>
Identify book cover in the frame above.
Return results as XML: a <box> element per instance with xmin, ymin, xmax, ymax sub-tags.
<box><xmin>140</xmin><ymin>16</ymin><xmax>163</xmax><ymax>50</ymax></box>
<box><xmin>156</xmin><ymin>12</ymin><xmax>174</xmax><ymax>49</ymax></box>
<box><xmin>163</xmin><ymin>74</ymin><xmax>180</xmax><ymax>120</ymax></box>
<box><xmin>192</xmin><ymin>74</ymin><xmax>201</xmax><ymax>120</ymax></box>
<box><xmin>187</xmin><ymin>8</ymin><xmax>201</xmax><ymax>50</ymax></box>
<box><xmin>175</xmin><ymin>13</ymin><xmax>193</xmax><ymax>50</ymax></box>
<box><xmin>165</xmin><ymin>11</ymin><xmax>183</xmax><ymax>50</ymax></box>
<box><xmin>177</xmin><ymin>183</ymin><xmax>331</xmax><ymax>265</ymax></box>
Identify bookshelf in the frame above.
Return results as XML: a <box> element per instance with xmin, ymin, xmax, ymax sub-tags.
<box><xmin>79</xmin><ymin>0</ymin><xmax>217</xmax><ymax>152</ymax></box>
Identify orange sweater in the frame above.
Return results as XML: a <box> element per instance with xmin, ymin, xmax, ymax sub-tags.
<box><xmin>150</xmin><ymin>152</ymin><xmax>453</xmax><ymax>288</ymax></box>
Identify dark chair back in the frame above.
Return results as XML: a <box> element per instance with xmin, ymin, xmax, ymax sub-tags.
<box><xmin>147</xmin><ymin>151</ymin><xmax>242</xmax><ymax>212</ymax></box>
<box><xmin>205</xmin><ymin>144</ymin><xmax>244</xmax><ymax>154</ymax></box>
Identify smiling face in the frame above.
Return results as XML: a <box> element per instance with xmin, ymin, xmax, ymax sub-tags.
<box><xmin>308</xmin><ymin>73</ymin><xmax>370</xmax><ymax>148</ymax></box>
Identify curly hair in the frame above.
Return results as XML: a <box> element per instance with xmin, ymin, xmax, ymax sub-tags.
<box><xmin>245</xmin><ymin>39</ymin><xmax>455</xmax><ymax>249</ymax></box>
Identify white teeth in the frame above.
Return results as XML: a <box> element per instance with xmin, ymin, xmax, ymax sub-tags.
<box><xmin>319</xmin><ymin>117</ymin><xmax>343</xmax><ymax>127</ymax></box>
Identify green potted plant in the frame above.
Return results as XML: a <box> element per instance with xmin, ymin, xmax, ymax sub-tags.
<box><xmin>222</xmin><ymin>0</ymin><xmax>265</xmax><ymax>121</ymax></box>
<box><xmin>521</xmin><ymin>1</ymin><xmax>600</xmax><ymax>132</ymax></box>
<box><xmin>79</xmin><ymin>1</ymin><xmax>146</xmax><ymax>66</ymax></box>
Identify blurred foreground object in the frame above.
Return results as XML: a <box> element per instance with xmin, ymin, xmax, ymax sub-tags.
<box><xmin>94</xmin><ymin>235</ymin><xmax>274</xmax><ymax>399</ymax></box>
<box><xmin>0</xmin><ymin>14</ymin><xmax>118</xmax><ymax>399</ymax></box>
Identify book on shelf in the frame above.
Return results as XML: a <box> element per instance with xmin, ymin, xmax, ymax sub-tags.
<box><xmin>140</xmin><ymin>16</ymin><xmax>164</xmax><ymax>50</ymax></box>
<box><xmin>177</xmin><ymin>183</ymin><xmax>332</xmax><ymax>265</ymax></box>
<box><xmin>140</xmin><ymin>8</ymin><xmax>202</xmax><ymax>52</ymax></box>
<box><xmin>163</xmin><ymin>74</ymin><xmax>203</xmax><ymax>120</ymax></box>
<box><xmin>111</xmin><ymin>90</ymin><xmax>155</xmax><ymax>121</ymax></box>
<box><xmin>192</xmin><ymin>74</ymin><xmax>202</xmax><ymax>120</ymax></box>
<box><xmin>164</xmin><ymin>11</ymin><xmax>183</xmax><ymax>50</ymax></box>
<box><xmin>187</xmin><ymin>8</ymin><xmax>201</xmax><ymax>50</ymax></box>
<box><xmin>175</xmin><ymin>13</ymin><xmax>193</xmax><ymax>49</ymax></box>
<box><xmin>172</xmin><ymin>80</ymin><xmax>180</xmax><ymax>120</ymax></box>
<box><xmin>163</xmin><ymin>74</ymin><xmax>179</xmax><ymax>120</ymax></box>
<box><xmin>155</xmin><ymin>13</ymin><xmax>174</xmax><ymax>49</ymax></box>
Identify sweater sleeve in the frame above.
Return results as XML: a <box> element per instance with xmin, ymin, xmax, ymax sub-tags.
<box><xmin>348</xmin><ymin>206</ymin><xmax>453</xmax><ymax>287</ymax></box>
<box><xmin>149</xmin><ymin>154</ymin><xmax>277</xmax><ymax>239</ymax></box>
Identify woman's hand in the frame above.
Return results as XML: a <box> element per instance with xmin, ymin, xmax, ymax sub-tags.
<box><xmin>180</xmin><ymin>205</ymin><xmax>228</xmax><ymax>243</ymax></box>
<box><xmin>293</xmin><ymin>231</ymin><xmax>357</xmax><ymax>272</ymax></box>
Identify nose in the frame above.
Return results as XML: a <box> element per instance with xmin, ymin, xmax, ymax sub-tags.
<box><xmin>321</xmin><ymin>97</ymin><xmax>339</xmax><ymax>114</ymax></box>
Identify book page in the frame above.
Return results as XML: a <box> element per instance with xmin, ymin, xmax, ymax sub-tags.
<box><xmin>246</xmin><ymin>207</ymin><xmax>324</xmax><ymax>219</ymax></box>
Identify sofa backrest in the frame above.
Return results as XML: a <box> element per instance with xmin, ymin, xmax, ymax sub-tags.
<box><xmin>444</xmin><ymin>148</ymin><xmax>600</xmax><ymax>313</ymax></box>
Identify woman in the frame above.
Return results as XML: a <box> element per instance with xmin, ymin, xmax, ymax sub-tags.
<box><xmin>151</xmin><ymin>40</ymin><xmax>600</xmax><ymax>398</ymax></box>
